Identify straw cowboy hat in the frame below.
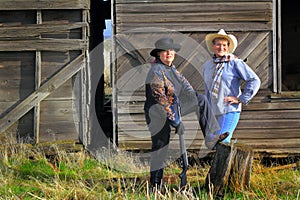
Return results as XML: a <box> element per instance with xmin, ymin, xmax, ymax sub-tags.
<box><xmin>205</xmin><ymin>29</ymin><xmax>238</xmax><ymax>53</ymax></box>
<box><xmin>150</xmin><ymin>37</ymin><xmax>181</xmax><ymax>57</ymax></box>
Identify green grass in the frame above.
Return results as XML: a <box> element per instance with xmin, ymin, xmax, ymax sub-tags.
<box><xmin>0</xmin><ymin>142</ymin><xmax>299</xmax><ymax>200</ymax></box>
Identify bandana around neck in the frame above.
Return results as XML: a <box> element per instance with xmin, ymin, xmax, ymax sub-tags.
<box><xmin>210</xmin><ymin>53</ymin><xmax>237</xmax><ymax>99</ymax></box>
<box><xmin>213</xmin><ymin>53</ymin><xmax>237</xmax><ymax>63</ymax></box>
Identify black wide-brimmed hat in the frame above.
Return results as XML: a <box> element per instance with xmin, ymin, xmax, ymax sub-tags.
<box><xmin>150</xmin><ymin>37</ymin><xmax>181</xmax><ymax>57</ymax></box>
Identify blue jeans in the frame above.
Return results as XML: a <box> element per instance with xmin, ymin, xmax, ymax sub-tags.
<box><xmin>216</xmin><ymin>112</ymin><xmax>240</xmax><ymax>143</ymax></box>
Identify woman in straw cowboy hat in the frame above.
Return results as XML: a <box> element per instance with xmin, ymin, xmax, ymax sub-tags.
<box><xmin>144</xmin><ymin>37</ymin><xmax>229</xmax><ymax>189</ymax></box>
<box><xmin>203</xmin><ymin>29</ymin><xmax>261</xmax><ymax>145</ymax></box>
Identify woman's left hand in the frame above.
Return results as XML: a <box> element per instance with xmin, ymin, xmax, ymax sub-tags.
<box><xmin>224</xmin><ymin>96</ymin><xmax>240</xmax><ymax>105</ymax></box>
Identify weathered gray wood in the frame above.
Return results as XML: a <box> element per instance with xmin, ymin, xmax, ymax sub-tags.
<box><xmin>115</xmin><ymin>1</ymin><xmax>272</xmax><ymax>33</ymax></box>
<box><xmin>39</xmin><ymin>120</ymin><xmax>78</xmax><ymax>142</ymax></box>
<box><xmin>118</xmin><ymin>128</ymin><xmax>300</xmax><ymax>143</ymax></box>
<box><xmin>0</xmin><ymin>1</ymin><xmax>89</xmax><ymax>145</ymax></box>
<box><xmin>118</xmin><ymin>109</ymin><xmax>300</xmax><ymax>121</ymax></box>
<box><xmin>116</xmin><ymin>2</ymin><xmax>272</xmax><ymax>13</ymax></box>
<box><xmin>116</xmin><ymin>0</ymin><xmax>272</xmax><ymax>4</ymax></box>
<box><xmin>0</xmin><ymin>39</ymin><xmax>87</xmax><ymax>52</ymax></box>
<box><xmin>0</xmin><ymin>0</ymin><xmax>89</xmax><ymax>10</ymax></box>
<box><xmin>0</xmin><ymin>82</ymin><xmax>73</xmax><ymax>102</ymax></box>
<box><xmin>117</xmin><ymin>138</ymin><xmax>300</xmax><ymax>155</ymax></box>
<box><xmin>0</xmin><ymin>54</ymin><xmax>85</xmax><ymax>134</ymax></box>
<box><xmin>205</xmin><ymin>143</ymin><xmax>253</xmax><ymax>197</ymax></box>
<box><xmin>270</xmin><ymin>92</ymin><xmax>300</xmax><ymax>102</ymax></box>
<box><xmin>116</xmin><ymin>89</ymin><xmax>273</xmax><ymax>101</ymax></box>
<box><xmin>243</xmin><ymin>102</ymin><xmax>300</xmax><ymax>110</ymax></box>
<box><xmin>116</xmin><ymin>23</ymin><xmax>273</xmax><ymax>33</ymax></box>
<box><xmin>116</xmin><ymin>90</ymin><xmax>300</xmax><ymax>154</ymax></box>
<box><xmin>235</xmin><ymin>32</ymin><xmax>270</xmax><ymax>61</ymax></box>
<box><xmin>112</xmin><ymin>0</ymin><xmax>300</xmax><ymax>158</ymax></box>
<box><xmin>275</xmin><ymin>0</ymin><xmax>281</xmax><ymax>93</ymax></box>
<box><xmin>0</xmin><ymin>22</ymin><xmax>88</xmax><ymax>38</ymax></box>
<box><xmin>34</xmin><ymin>10</ymin><xmax>42</xmax><ymax>143</ymax></box>
<box><xmin>117</xmin><ymin>11</ymin><xmax>270</xmax><ymax>23</ymax></box>
<box><xmin>116</xmin><ymin>35</ymin><xmax>148</xmax><ymax>64</ymax></box>
<box><xmin>116</xmin><ymin>101</ymin><xmax>300</xmax><ymax>113</ymax></box>
<box><xmin>117</xmin><ymin>118</ymin><xmax>300</xmax><ymax>129</ymax></box>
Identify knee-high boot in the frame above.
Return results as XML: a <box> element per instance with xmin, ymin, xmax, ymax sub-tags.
<box><xmin>150</xmin><ymin>168</ymin><xmax>164</xmax><ymax>187</ymax></box>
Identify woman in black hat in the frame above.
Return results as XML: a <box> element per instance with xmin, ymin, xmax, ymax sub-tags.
<box><xmin>144</xmin><ymin>37</ymin><xmax>228</xmax><ymax>189</ymax></box>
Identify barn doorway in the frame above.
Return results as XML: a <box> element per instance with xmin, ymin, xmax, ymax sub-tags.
<box><xmin>281</xmin><ymin>1</ymin><xmax>300</xmax><ymax>91</ymax></box>
<box><xmin>89</xmin><ymin>0</ymin><xmax>113</xmax><ymax>145</ymax></box>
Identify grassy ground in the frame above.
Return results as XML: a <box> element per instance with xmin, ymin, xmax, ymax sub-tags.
<box><xmin>0</xmin><ymin>139</ymin><xmax>299</xmax><ymax>200</ymax></box>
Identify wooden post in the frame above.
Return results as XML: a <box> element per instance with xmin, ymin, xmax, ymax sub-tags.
<box><xmin>205</xmin><ymin>143</ymin><xmax>253</xmax><ymax>197</ymax></box>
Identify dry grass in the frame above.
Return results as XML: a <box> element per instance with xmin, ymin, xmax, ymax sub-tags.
<box><xmin>0</xmin><ymin>135</ymin><xmax>299</xmax><ymax>200</ymax></box>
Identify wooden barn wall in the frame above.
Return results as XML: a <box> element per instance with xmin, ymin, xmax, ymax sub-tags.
<box><xmin>113</xmin><ymin>0</ymin><xmax>300</xmax><ymax>156</ymax></box>
<box><xmin>114</xmin><ymin>0</ymin><xmax>272</xmax><ymax>33</ymax></box>
<box><xmin>0</xmin><ymin>0</ymin><xmax>89</xmax><ymax>144</ymax></box>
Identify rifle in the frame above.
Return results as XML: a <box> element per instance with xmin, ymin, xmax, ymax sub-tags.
<box><xmin>176</xmin><ymin>123</ymin><xmax>188</xmax><ymax>189</ymax></box>
<box><xmin>171</xmin><ymin>99</ymin><xmax>188</xmax><ymax>189</ymax></box>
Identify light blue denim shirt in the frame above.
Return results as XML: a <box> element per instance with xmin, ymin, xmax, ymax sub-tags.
<box><xmin>203</xmin><ymin>56</ymin><xmax>261</xmax><ymax>115</ymax></box>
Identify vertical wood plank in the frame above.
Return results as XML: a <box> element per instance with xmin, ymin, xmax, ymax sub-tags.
<box><xmin>80</xmin><ymin>9</ymin><xmax>89</xmax><ymax>146</ymax></box>
<box><xmin>274</xmin><ymin>0</ymin><xmax>281</xmax><ymax>93</ymax></box>
<box><xmin>34</xmin><ymin>10</ymin><xmax>42</xmax><ymax>143</ymax></box>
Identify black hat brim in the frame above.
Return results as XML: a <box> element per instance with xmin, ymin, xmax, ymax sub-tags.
<box><xmin>150</xmin><ymin>44</ymin><xmax>181</xmax><ymax>57</ymax></box>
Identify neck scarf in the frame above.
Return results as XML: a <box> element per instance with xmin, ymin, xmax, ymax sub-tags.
<box><xmin>210</xmin><ymin>54</ymin><xmax>236</xmax><ymax>99</ymax></box>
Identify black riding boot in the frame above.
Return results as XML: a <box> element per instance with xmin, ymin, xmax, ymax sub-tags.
<box><xmin>150</xmin><ymin>168</ymin><xmax>164</xmax><ymax>187</ymax></box>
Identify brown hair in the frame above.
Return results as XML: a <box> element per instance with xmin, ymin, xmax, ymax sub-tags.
<box><xmin>212</xmin><ymin>37</ymin><xmax>230</xmax><ymax>46</ymax></box>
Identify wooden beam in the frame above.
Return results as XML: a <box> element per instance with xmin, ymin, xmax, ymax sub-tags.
<box><xmin>116</xmin><ymin>35</ymin><xmax>147</xmax><ymax>64</ymax></box>
<box><xmin>0</xmin><ymin>22</ymin><xmax>88</xmax><ymax>38</ymax></box>
<box><xmin>117</xmin><ymin>11</ymin><xmax>271</xmax><ymax>23</ymax></box>
<box><xmin>116</xmin><ymin>23</ymin><xmax>273</xmax><ymax>33</ymax></box>
<box><xmin>243</xmin><ymin>102</ymin><xmax>300</xmax><ymax>110</ymax></box>
<box><xmin>256</xmin><ymin>161</ymin><xmax>300</xmax><ymax>173</ymax></box>
<box><xmin>116</xmin><ymin>0</ymin><xmax>272</xmax><ymax>3</ymax></box>
<box><xmin>78</xmin><ymin>9</ymin><xmax>89</xmax><ymax>147</ymax></box>
<box><xmin>0</xmin><ymin>54</ymin><xmax>85</xmax><ymax>134</ymax></box>
<box><xmin>0</xmin><ymin>38</ymin><xmax>87</xmax><ymax>51</ymax></box>
<box><xmin>0</xmin><ymin>0</ymin><xmax>89</xmax><ymax>10</ymax></box>
<box><xmin>273</xmin><ymin>0</ymin><xmax>280</xmax><ymax>93</ymax></box>
<box><xmin>116</xmin><ymin>2</ymin><xmax>272</xmax><ymax>13</ymax></box>
<box><xmin>34</xmin><ymin>10</ymin><xmax>42</xmax><ymax>143</ymax></box>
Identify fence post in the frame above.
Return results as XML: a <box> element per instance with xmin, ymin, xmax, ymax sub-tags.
<box><xmin>205</xmin><ymin>143</ymin><xmax>253</xmax><ymax>197</ymax></box>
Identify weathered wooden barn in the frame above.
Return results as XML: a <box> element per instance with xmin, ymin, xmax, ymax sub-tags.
<box><xmin>0</xmin><ymin>0</ymin><xmax>111</xmax><ymax>152</ymax></box>
<box><xmin>0</xmin><ymin>0</ymin><xmax>299</xmax><ymax>158</ymax></box>
<box><xmin>113</xmin><ymin>0</ymin><xmax>300</xmax><ymax>157</ymax></box>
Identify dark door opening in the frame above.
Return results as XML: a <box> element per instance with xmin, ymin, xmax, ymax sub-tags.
<box><xmin>90</xmin><ymin>0</ymin><xmax>113</xmax><ymax>144</ymax></box>
<box><xmin>281</xmin><ymin>1</ymin><xmax>300</xmax><ymax>91</ymax></box>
